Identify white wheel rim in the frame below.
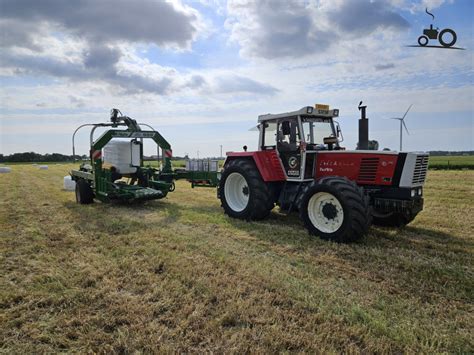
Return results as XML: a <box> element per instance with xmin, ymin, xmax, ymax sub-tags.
<box><xmin>307</xmin><ymin>192</ymin><xmax>344</xmax><ymax>233</ymax></box>
<box><xmin>224</xmin><ymin>172</ymin><xmax>249</xmax><ymax>212</ymax></box>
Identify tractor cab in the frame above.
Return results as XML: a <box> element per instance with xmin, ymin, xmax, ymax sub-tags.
<box><xmin>257</xmin><ymin>105</ymin><xmax>342</xmax><ymax>180</ymax></box>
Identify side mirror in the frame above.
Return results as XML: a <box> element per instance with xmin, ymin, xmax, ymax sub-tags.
<box><xmin>281</xmin><ymin>121</ymin><xmax>291</xmax><ymax>135</ymax></box>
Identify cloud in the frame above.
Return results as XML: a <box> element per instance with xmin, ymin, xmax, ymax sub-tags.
<box><xmin>227</xmin><ymin>0</ymin><xmax>409</xmax><ymax>59</ymax></box>
<box><xmin>0</xmin><ymin>0</ymin><xmax>200</xmax><ymax>50</ymax></box>
<box><xmin>327</xmin><ymin>1</ymin><xmax>409</xmax><ymax>35</ymax></box>
<box><xmin>227</xmin><ymin>0</ymin><xmax>335</xmax><ymax>59</ymax></box>
<box><xmin>409</xmin><ymin>0</ymin><xmax>453</xmax><ymax>12</ymax></box>
<box><xmin>0</xmin><ymin>51</ymin><xmax>85</xmax><ymax>78</ymax></box>
<box><xmin>84</xmin><ymin>45</ymin><xmax>121</xmax><ymax>70</ymax></box>
<box><xmin>0</xmin><ymin>45</ymin><xmax>174</xmax><ymax>94</ymax></box>
<box><xmin>375</xmin><ymin>63</ymin><xmax>396</xmax><ymax>70</ymax></box>
<box><xmin>0</xmin><ymin>0</ymin><xmax>205</xmax><ymax>95</ymax></box>
<box><xmin>0</xmin><ymin>19</ymin><xmax>43</xmax><ymax>50</ymax></box>
<box><xmin>0</xmin><ymin>44</ymin><xmax>274</xmax><ymax>97</ymax></box>
<box><xmin>214</xmin><ymin>75</ymin><xmax>278</xmax><ymax>95</ymax></box>
<box><xmin>68</xmin><ymin>95</ymin><xmax>86</xmax><ymax>108</ymax></box>
<box><xmin>0</xmin><ymin>1</ymin><xmax>277</xmax><ymax>98</ymax></box>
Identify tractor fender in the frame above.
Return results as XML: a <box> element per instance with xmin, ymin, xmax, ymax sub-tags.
<box><xmin>224</xmin><ymin>151</ymin><xmax>286</xmax><ymax>182</ymax></box>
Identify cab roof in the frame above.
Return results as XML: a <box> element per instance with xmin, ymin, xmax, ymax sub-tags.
<box><xmin>258</xmin><ymin>106</ymin><xmax>339</xmax><ymax>123</ymax></box>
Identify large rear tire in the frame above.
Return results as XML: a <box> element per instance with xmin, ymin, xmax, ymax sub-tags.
<box><xmin>219</xmin><ymin>159</ymin><xmax>273</xmax><ymax>220</ymax></box>
<box><xmin>298</xmin><ymin>177</ymin><xmax>370</xmax><ymax>243</ymax></box>
<box><xmin>75</xmin><ymin>179</ymin><xmax>94</xmax><ymax>204</ymax></box>
<box><xmin>438</xmin><ymin>28</ymin><xmax>457</xmax><ymax>47</ymax></box>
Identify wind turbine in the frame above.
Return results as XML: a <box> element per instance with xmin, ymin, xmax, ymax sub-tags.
<box><xmin>390</xmin><ymin>104</ymin><xmax>412</xmax><ymax>151</ymax></box>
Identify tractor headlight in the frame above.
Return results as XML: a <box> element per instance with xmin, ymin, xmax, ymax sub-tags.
<box><xmin>306</xmin><ymin>106</ymin><xmax>314</xmax><ymax>114</ymax></box>
<box><xmin>411</xmin><ymin>189</ymin><xmax>416</xmax><ymax>197</ymax></box>
<box><xmin>418</xmin><ymin>188</ymin><xmax>422</xmax><ymax>195</ymax></box>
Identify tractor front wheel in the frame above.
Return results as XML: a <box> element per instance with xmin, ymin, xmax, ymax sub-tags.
<box><xmin>298</xmin><ymin>177</ymin><xmax>370</xmax><ymax>243</ymax></box>
<box><xmin>371</xmin><ymin>210</ymin><xmax>416</xmax><ymax>227</ymax></box>
<box><xmin>418</xmin><ymin>35</ymin><xmax>429</xmax><ymax>46</ymax></box>
<box><xmin>219</xmin><ymin>159</ymin><xmax>273</xmax><ymax>220</ymax></box>
<box><xmin>75</xmin><ymin>179</ymin><xmax>94</xmax><ymax>204</ymax></box>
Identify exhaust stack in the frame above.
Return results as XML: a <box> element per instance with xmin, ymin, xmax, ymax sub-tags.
<box><xmin>357</xmin><ymin>101</ymin><xmax>369</xmax><ymax>150</ymax></box>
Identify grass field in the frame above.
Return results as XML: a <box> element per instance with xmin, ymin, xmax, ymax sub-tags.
<box><xmin>1</xmin><ymin>164</ymin><xmax>473</xmax><ymax>353</ymax></box>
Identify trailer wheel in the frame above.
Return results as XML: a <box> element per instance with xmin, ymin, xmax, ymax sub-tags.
<box><xmin>371</xmin><ymin>210</ymin><xmax>416</xmax><ymax>227</ymax></box>
<box><xmin>219</xmin><ymin>159</ymin><xmax>273</xmax><ymax>220</ymax></box>
<box><xmin>75</xmin><ymin>179</ymin><xmax>94</xmax><ymax>204</ymax></box>
<box><xmin>298</xmin><ymin>177</ymin><xmax>370</xmax><ymax>243</ymax></box>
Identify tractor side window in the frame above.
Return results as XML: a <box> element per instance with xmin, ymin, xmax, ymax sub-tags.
<box><xmin>262</xmin><ymin>122</ymin><xmax>277</xmax><ymax>149</ymax></box>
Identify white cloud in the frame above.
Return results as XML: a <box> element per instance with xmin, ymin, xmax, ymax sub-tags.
<box><xmin>226</xmin><ymin>0</ymin><xmax>409</xmax><ymax>59</ymax></box>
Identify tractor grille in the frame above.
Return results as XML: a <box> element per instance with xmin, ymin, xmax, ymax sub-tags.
<box><xmin>358</xmin><ymin>157</ymin><xmax>379</xmax><ymax>182</ymax></box>
<box><xmin>412</xmin><ymin>154</ymin><xmax>429</xmax><ymax>185</ymax></box>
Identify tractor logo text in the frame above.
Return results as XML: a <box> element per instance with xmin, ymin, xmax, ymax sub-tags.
<box><xmin>320</xmin><ymin>160</ymin><xmax>355</xmax><ymax>167</ymax></box>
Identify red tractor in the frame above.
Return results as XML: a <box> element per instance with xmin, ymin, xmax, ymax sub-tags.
<box><xmin>218</xmin><ymin>104</ymin><xmax>429</xmax><ymax>242</ymax></box>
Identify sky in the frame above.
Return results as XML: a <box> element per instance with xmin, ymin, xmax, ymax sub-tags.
<box><xmin>0</xmin><ymin>0</ymin><xmax>473</xmax><ymax>157</ymax></box>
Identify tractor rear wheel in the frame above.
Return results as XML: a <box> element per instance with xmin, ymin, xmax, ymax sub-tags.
<box><xmin>439</xmin><ymin>28</ymin><xmax>457</xmax><ymax>47</ymax></box>
<box><xmin>371</xmin><ymin>210</ymin><xmax>416</xmax><ymax>227</ymax></box>
<box><xmin>75</xmin><ymin>179</ymin><xmax>94</xmax><ymax>204</ymax></box>
<box><xmin>298</xmin><ymin>177</ymin><xmax>370</xmax><ymax>243</ymax></box>
<box><xmin>219</xmin><ymin>159</ymin><xmax>273</xmax><ymax>220</ymax></box>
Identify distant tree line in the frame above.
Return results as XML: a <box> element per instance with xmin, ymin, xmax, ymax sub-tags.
<box><xmin>427</xmin><ymin>151</ymin><xmax>473</xmax><ymax>156</ymax></box>
<box><xmin>0</xmin><ymin>152</ymin><xmax>87</xmax><ymax>163</ymax></box>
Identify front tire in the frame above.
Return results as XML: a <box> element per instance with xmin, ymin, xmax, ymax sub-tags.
<box><xmin>298</xmin><ymin>177</ymin><xmax>370</xmax><ymax>243</ymax></box>
<box><xmin>219</xmin><ymin>159</ymin><xmax>273</xmax><ymax>220</ymax></box>
<box><xmin>418</xmin><ymin>35</ymin><xmax>429</xmax><ymax>46</ymax></box>
<box><xmin>75</xmin><ymin>179</ymin><xmax>94</xmax><ymax>204</ymax></box>
<box><xmin>371</xmin><ymin>210</ymin><xmax>416</xmax><ymax>227</ymax></box>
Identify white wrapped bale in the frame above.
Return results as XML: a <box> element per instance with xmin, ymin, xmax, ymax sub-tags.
<box><xmin>0</xmin><ymin>166</ymin><xmax>12</xmax><ymax>173</ymax></box>
<box><xmin>103</xmin><ymin>140</ymin><xmax>140</xmax><ymax>174</ymax></box>
<box><xmin>63</xmin><ymin>176</ymin><xmax>76</xmax><ymax>191</ymax></box>
<box><xmin>39</xmin><ymin>165</ymin><xmax>48</xmax><ymax>170</ymax></box>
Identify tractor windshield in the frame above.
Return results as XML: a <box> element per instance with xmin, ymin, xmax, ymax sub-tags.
<box><xmin>301</xmin><ymin>118</ymin><xmax>336</xmax><ymax>146</ymax></box>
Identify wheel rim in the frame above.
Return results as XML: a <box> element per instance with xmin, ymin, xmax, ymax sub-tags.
<box><xmin>224</xmin><ymin>172</ymin><xmax>249</xmax><ymax>212</ymax></box>
<box><xmin>307</xmin><ymin>192</ymin><xmax>344</xmax><ymax>233</ymax></box>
